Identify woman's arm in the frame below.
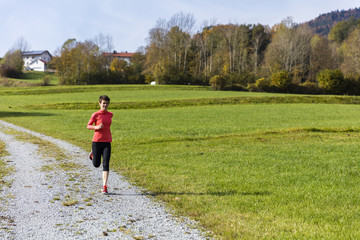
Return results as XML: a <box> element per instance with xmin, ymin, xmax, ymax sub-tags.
<box><xmin>87</xmin><ymin>123</ymin><xmax>103</xmax><ymax>130</ymax></box>
<box><xmin>87</xmin><ymin>113</ymin><xmax>98</xmax><ymax>130</ymax></box>
<box><xmin>87</xmin><ymin>113</ymin><xmax>105</xmax><ymax>130</ymax></box>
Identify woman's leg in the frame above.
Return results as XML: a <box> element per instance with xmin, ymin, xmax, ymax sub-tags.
<box><xmin>103</xmin><ymin>171</ymin><xmax>109</xmax><ymax>186</ymax></box>
<box><xmin>102</xmin><ymin>143</ymin><xmax>111</xmax><ymax>186</ymax></box>
<box><xmin>92</xmin><ymin>142</ymin><xmax>102</xmax><ymax>168</ymax></box>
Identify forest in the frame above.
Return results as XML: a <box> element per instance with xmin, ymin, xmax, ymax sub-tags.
<box><xmin>2</xmin><ymin>9</ymin><xmax>360</xmax><ymax>95</ymax></box>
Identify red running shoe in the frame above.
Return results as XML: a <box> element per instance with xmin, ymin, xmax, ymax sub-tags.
<box><xmin>102</xmin><ymin>185</ymin><xmax>108</xmax><ymax>194</ymax></box>
<box><xmin>89</xmin><ymin>151</ymin><xmax>93</xmax><ymax>160</ymax></box>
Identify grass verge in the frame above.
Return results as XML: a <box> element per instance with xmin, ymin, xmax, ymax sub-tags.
<box><xmin>0</xmin><ymin>140</ymin><xmax>13</xmax><ymax>189</ymax></box>
<box><xmin>1</xmin><ymin>85</ymin><xmax>360</xmax><ymax>239</ymax></box>
<box><xmin>3</xmin><ymin>128</ymin><xmax>68</xmax><ymax>161</ymax></box>
<box><xmin>23</xmin><ymin>95</ymin><xmax>360</xmax><ymax>110</ymax></box>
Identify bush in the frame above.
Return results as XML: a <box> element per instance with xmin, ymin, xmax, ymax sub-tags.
<box><xmin>209</xmin><ymin>75</ymin><xmax>227</xmax><ymax>90</ymax></box>
<box><xmin>223</xmin><ymin>84</ymin><xmax>247</xmax><ymax>91</ymax></box>
<box><xmin>256</xmin><ymin>78</ymin><xmax>271</xmax><ymax>91</ymax></box>
<box><xmin>248</xmin><ymin>78</ymin><xmax>283</xmax><ymax>93</ymax></box>
<box><xmin>297</xmin><ymin>81</ymin><xmax>323</xmax><ymax>94</ymax></box>
<box><xmin>317</xmin><ymin>69</ymin><xmax>346</xmax><ymax>94</ymax></box>
<box><xmin>0</xmin><ymin>78</ymin><xmax>32</xmax><ymax>87</ymax></box>
<box><xmin>0</xmin><ymin>65</ymin><xmax>22</xmax><ymax>78</ymax></box>
<box><xmin>0</xmin><ymin>49</ymin><xmax>24</xmax><ymax>78</ymax></box>
<box><xmin>271</xmin><ymin>70</ymin><xmax>293</xmax><ymax>92</ymax></box>
<box><xmin>145</xmin><ymin>74</ymin><xmax>155</xmax><ymax>84</ymax></box>
<box><xmin>344</xmin><ymin>76</ymin><xmax>360</xmax><ymax>95</ymax></box>
<box><xmin>42</xmin><ymin>75</ymin><xmax>52</xmax><ymax>86</ymax></box>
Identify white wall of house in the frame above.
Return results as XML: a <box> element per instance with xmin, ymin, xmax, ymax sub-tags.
<box><xmin>26</xmin><ymin>59</ymin><xmax>46</xmax><ymax>71</ymax></box>
<box><xmin>104</xmin><ymin>52</ymin><xmax>134</xmax><ymax>66</ymax></box>
<box><xmin>23</xmin><ymin>51</ymin><xmax>52</xmax><ymax>71</ymax></box>
<box><xmin>115</xmin><ymin>57</ymin><xmax>131</xmax><ymax>64</ymax></box>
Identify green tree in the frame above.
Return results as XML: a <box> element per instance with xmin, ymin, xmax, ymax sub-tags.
<box><xmin>128</xmin><ymin>52</ymin><xmax>146</xmax><ymax>84</ymax></box>
<box><xmin>328</xmin><ymin>19</ymin><xmax>359</xmax><ymax>44</ymax></box>
<box><xmin>0</xmin><ymin>49</ymin><xmax>24</xmax><ymax>78</ymax></box>
<box><xmin>317</xmin><ymin>69</ymin><xmax>345</xmax><ymax>94</ymax></box>
<box><xmin>209</xmin><ymin>74</ymin><xmax>227</xmax><ymax>90</ymax></box>
<box><xmin>53</xmin><ymin>38</ymin><xmax>77</xmax><ymax>84</ymax></box>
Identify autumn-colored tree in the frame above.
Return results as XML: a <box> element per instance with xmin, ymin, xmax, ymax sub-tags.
<box><xmin>110</xmin><ymin>58</ymin><xmax>126</xmax><ymax>72</ymax></box>
<box><xmin>109</xmin><ymin>58</ymin><xmax>127</xmax><ymax>83</ymax></box>
<box><xmin>144</xmin><ymin>13</ymin><xmax>195</xmax><ymax>84</ymax></box>
<box><xmin>210</xmin><ymin>24</ymin><xmax>251</xmax><ymax>77</ymax></box>
<box><xmin>340</xmin><ymin>27</ymin><xmax>360</xmax><ymax>77</ymax></box>
<box><xmin>317</xmin><ymin>69</ymin><xmax>346</xmax><ymax>94</ymax></box>
<box><xmin>53</xmin><ymin>38</ymin><xmax>77</xmax><ymax>84</ymax></box>
<box><xmin>209</xmin><ymin>74</ymin><xmax>227</xmax><ymax>90</ymax></box>
<box><xmin>251</xmin><ymin>24</ymin><xmax>271</xmax><ymax>77</ymax></box>
<box><xmin>0</xmin><ymin>49</ymin><xmax>24</xmax><ymax>78</ymax></box>
<box><xmin>190</xmin><ymin>23</ymin><xmax>269</xmax><ymax>87</ymax></box>
<box><xmin>271</xmin><ymin>70</ymin><xmax>293</xmax><ymax>92</ymax></box>
<box><xmin>309</xmin><ymin>35</ymin><xmax>334</xmax><ymax>81</ymax></box>
<box><xmin>264</xmin><ymin>19</ymin><xmax>312</xmax><ymax>82</ymax></box>
<box><xmin>328</xmin><ymin>19</ymin><xmax>359</xmax><ymax>44</ymax></box>
<box><xmin>192</xmin><ymin>24</ymin><xmax>223</xmax><ymax>82</ymax></box>
<box><xmin>54</xmin><ymin>38</ymin><xmax>106</xmax><ymax>85</ymax></box>
<box><xmin>168</xmin><ymin>12</ymin><xmax>195</xmax><ymax>72</ymax></box>
<box><xmin>128</xmin><ymin>52</ymin><xmax>146</xmax><ymax>84</ymax></box>
<box><xmin>144</xmin><ymin>19</ymin><xmax>168</xmax><ymax>84</ymax></box>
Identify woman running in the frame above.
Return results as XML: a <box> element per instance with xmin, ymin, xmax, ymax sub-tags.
<box><xmin>87</xmin><ymin>95</ymin><xmax>113</xmax><ymax>193</ymax></box>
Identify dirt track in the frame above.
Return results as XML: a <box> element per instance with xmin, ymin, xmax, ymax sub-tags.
<box><xmin>0</xmin><ymin>120</ymin><xmax>209</xmax><ymax>239</ymax></box>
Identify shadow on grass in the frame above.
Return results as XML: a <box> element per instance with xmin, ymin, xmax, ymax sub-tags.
<box><xmin>0</xmin><ymin>111</ymin><xmax>56</xmax><ymax>118</ymax></box>
<box><xmin>110</xmin><ymin>190</ymin><xmax>271</xmax><ymax>197</ymax></box>
<box><xmin>148</xmin><ymin>190</ymin><xmax>271</xmax><ymax>197</ymax></box>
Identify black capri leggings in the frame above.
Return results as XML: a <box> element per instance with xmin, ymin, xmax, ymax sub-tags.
<box><xmin>92</xmin><ymin>142</ymin><xmax>111</xmax><ymax>171</ymax></box>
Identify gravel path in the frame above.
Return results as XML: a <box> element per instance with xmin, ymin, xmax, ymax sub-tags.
<box><xmin>0</xmin><ymin>120</ymin><xmax>210</xmax><ymax>240</ymax></box>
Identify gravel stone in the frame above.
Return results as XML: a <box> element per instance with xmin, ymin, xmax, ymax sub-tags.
<box><xmin>0</xmin><ymin>120</ymin><xmax>211</xmax><ymax>240</ymax></box>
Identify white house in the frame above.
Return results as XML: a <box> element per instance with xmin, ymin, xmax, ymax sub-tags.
<box><xmin>22</xmin><ymin>50</ymin><xmax>52</xmax><ymax>71</ymax></box>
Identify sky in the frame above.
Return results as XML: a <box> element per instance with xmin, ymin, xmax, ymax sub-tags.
<box><xmin>0</xmin><ymin>0</ymin><xmax>358</xmax><ymax>57</ymax></box>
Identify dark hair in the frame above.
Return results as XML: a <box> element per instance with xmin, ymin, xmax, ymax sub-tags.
<box><xmin>99</xmin><ymin>95</ymin><xmax>110</xmax><ymax>103</ymax></box>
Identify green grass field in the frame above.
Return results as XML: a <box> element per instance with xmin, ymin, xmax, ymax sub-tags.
<box><xmin>2</xmin><ymin>71</ymin><xmax>59</xmax><ymax>86</ymax></box>
<box><xmin>1</xmin><ymin>85</ymin><xmax>360</xmax><ymax>239</ymax></box>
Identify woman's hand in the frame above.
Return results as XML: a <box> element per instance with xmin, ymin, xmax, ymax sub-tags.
<box><xmin>96</xmin><ymin>123</ymin><xmax>104</xmax><ymax>130</ymax></box>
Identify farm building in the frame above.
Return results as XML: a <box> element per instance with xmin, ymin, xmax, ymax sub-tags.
<box><xmin>103</xmin><ymin>51</ymin><xmax>134</xmax><ymax>65</ymax></box>
<box><xmin>22</xmin><ymin>50</ymin><xmax>52</xmax><ymax>71</ymax></box>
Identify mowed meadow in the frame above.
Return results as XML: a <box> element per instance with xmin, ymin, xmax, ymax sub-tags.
<box><xmin>1</xmin><ymin>84</ymin><xmax>360</xmax><ymax>239</ymax></box>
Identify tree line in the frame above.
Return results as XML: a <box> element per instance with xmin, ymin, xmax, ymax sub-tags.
<box><xmin>142</xmin><ymin>13</ymin><xmax>360</xmax><ymax>94</ymax></box>
<box><xmin>308</xmin><ymin>8</ymin><xmax>360</xmax><ymax>36</ymax></box>
<box><xmin>50</xmin><ymin>34</ymin><xmax>145</xmax><ymax>85</ymax></box>
<box><xmin>2</xmin><ymin>12</ymin><xmax>360</xmax><ymax>95</ymax></box>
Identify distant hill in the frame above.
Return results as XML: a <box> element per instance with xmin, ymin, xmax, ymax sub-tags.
<box><xmin>306</xmin><ymin>8</ymin><xmax>360</xmax><ymax>35</ymax></box>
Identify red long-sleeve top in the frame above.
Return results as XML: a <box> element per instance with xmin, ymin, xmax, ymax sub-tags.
<box><xmin>87</xmin><ymin>110</ymin><xmax>113</xmax><ymax>142</ymax></box>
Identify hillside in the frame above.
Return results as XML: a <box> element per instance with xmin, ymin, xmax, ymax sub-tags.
<box><xmin>306</xmin><ymin>7</ymin><xmax>360</xmax><ymax>35</ymax></box>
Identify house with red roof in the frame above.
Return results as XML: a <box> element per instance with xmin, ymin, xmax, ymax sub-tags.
<box><xmin>22</xmin><ymin>50</ymin><xmax>52</xmax><ymax>71</ymax></box>
<box><xmin>103</xmin><ymin>51</ymin><xmax>135</xmax><ymax>65</ymax></box>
